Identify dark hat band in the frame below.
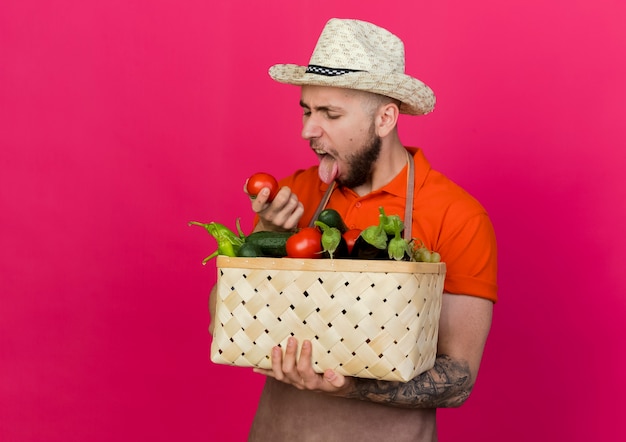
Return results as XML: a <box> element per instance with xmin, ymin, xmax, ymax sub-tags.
<box><xmin>305</xmin><ymin>64</ymin><xmax>365</xmax><ymax>76</ymax></box>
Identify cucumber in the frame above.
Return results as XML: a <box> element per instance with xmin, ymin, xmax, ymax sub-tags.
<box><xmin>236</xmin><ymin>242</ymin><xmax>265</xmax><ymax>257</ymax></box>
<box><xmin>244</xmin><ymin>231</ymin><xmax>294</xmax><ymax>257</ymax></box>
<box><xmin>316</xmin><ymin>208</ymin><xmax>348</xmax><ymax>233</ymax></box>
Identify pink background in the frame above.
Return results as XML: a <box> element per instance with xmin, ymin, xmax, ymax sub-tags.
<box><xmin>2</xmin><ymin>0</ymin><xmax>625</xmax><ymax>440</ymax></box>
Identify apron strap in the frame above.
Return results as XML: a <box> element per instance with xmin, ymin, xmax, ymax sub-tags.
<box><xmin>403</xmin><ymin>149</ymin><xmax>415</xmax><ymax>241</ymax></box>
<box><xmin>308</xmin><ymin>182</ymin><xmax>336</xmax><ymax>227</ymax></box>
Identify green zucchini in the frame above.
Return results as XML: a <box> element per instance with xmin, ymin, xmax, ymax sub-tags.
<box><xmin>316</xmin><ymin>208</ymin><xmax>348</xmax><ymax>233</ymax></box>
<box><xmin>244</xmin><ymin>231</ymin><xmax>294</xmax><ymax>257</ymax></box>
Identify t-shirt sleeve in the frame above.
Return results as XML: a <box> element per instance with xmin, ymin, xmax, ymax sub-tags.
<box><xmin>436</xmin><ymin>210</ymin><xmax>498</xmax><ymax>302</ymax></box>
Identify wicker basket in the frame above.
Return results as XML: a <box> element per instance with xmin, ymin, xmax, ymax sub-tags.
<box><xmin>210</xmin><ymin>256</ymin><xmax>445</xmax><ymax>382</ymax></box>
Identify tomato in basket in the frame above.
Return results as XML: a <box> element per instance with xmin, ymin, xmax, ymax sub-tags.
<box><xmin>342</xmin><ymin>228</ymin><xmax>362</xmax><ymax>255</ymax></box>
<box><xmin>285</xmin><ymin>227</ymin><xmax>323</xmax><ymax>259</ymax></box>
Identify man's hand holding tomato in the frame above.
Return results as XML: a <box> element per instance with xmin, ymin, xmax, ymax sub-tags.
<box><xmin>245</xmin><ymin>173</ymin><xmax>305</xmax><ymax>233</ymax></box>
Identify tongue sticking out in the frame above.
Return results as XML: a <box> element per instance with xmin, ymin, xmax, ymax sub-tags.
<box><xmin>318</xmin><ymin>155</ymin><xmax>339</xmax><ymax>184</ymax></box>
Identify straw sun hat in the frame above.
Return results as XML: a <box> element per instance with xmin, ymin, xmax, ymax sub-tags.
<box><xmin>269</xmin><ymin>18</ymin><xmax>436</xmax><ymax>116</ymax></box>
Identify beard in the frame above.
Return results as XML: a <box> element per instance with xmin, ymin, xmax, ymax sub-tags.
<box><xmin>336</xmin><ymin>127</ymin><xmax>382</xmax><ymax>189</ymax></box>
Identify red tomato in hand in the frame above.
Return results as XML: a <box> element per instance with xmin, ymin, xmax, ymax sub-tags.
<box><xmin>286</xmin><ymin>227</ymin><xmax>323</xmax><ymax>259</ymax></box>
<box><xmin>342</xmin><ymin>228</ymin><xmax>362</xmax><ymax>254</ymax></box>
<box><xmin>246</xmin><ymin>173</ymin><xmax>279</xmax><ymax>202</ymax></box>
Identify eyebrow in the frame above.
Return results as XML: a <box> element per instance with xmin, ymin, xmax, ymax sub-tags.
<box><xmin>299</xmin><ymin>100</ymin><xmax>343</xmax><ymax>113</ymax></box>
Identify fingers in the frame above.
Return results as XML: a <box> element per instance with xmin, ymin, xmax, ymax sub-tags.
<box><xmin>323</xmin><ymin>369</ymin><xmax>348</xmax><ymax>389</ymax></box>
<box><xmin>278</xmin><ymin>337</ymin><xmax>308</xmax><ymax>389</ymax></box>
<box><xmin>254</xmin><ymin>338</ymin><xmax>351</xmax><ymax>393</ymax></box>
<box><xmin>251</xmin><ymin>186</ymin><xmax>304</xmax><ymax>231</ymax></box>
<box><xmin>298</xmin><ymin>340</ymin><xmax>319</xmax><ymax>390</ymax></box>
<box><xmin>296</xmin><ymin>339</ymin><xmax>313</xmax><ymax>374</ymax></box>
<box><xmin>260</xmin><ymin>338</ymin><xmax>310</xmax><ymax>389</ymax></box>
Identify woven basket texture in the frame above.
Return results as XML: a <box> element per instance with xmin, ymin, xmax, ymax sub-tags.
<box><xmin>210</xmin><ymin>256</ymin><xmax>445</xmax><ymax>382</ymax></box>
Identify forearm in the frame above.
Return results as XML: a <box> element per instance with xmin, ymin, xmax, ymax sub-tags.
<box><xmin>345</xmin><ymin>354</ymin><xmax>473</xmax><ymax>409</ymax></box>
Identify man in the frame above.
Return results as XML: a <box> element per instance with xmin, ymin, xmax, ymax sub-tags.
<box><xmin>210</xmin><ymin>18</ymin><xmax>498</xmax><ymax>441</ymax></box>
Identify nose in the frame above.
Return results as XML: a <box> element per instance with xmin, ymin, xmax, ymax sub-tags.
<box><xmin>301</xmin><ymin>116</ymin><xmax>322</xmax><ymax>140</ymax></box>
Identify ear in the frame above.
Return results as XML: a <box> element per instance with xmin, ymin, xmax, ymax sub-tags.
<box><xmin>375</xmin><ymin>102</ymin><xmax>400</xmax><ymax>137</ymax></box>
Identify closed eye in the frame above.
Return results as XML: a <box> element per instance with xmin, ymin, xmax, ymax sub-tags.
<box><xmin>300</xmin><ymin>100</ymin><xmax>343</xmax><ymax>119</ymax></box>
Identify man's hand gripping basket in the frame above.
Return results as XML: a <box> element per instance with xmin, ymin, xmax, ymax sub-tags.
<box><xmin>210</xmin><ymin>256</ymin><xmax>445</xmax><ymax>382</ymax></box>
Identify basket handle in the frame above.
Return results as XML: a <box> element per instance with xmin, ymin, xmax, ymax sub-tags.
<box><xmin>308</xmin><ymin>149</ymin><xmax>415</xmax><ymax>240</ymax></box>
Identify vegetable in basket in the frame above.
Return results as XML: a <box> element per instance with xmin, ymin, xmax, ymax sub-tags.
<box><xmin>188</xmin><ymin>219</ymin><xmax>245</xmax><ymax>263</ymax></box>
<box><xmin>316</xmin><ymin>208</ymin><xmax>349</xmax><ymax>233</ymax></box>
<box><xmin>386</xmin><ymin>217</ymin><xmax>411</xmax><ymax>261</ymax></box>
<box><xmin>285</xmin><ymin>227</ymin><xmax>323</xmax><ymax>259</ymax></box>
<box><xmin>314</xmin><ymin>220</ymin><xmax>349</xmax><ymax>259</ymax></box>
<box><xmin>379</xmin><ymin>207</ymin><xmax>403</xmax><ymax>237</ymax></box>
<box><xmin>360</xmin><ymin>207</ymin><xmax>391</xmax><ymax>250</ymax></box>
<box><xmin>241</xmin><ymin>231</ymin><xmax>294</xmax><ymax>257</ymax></box>
<box><xmin>342</xmin><ymin>228</ymin><xmax>362</xmax><ymax>255</ymax></box>
<box><xmin>410</xmin><ymin>239</ymin><xmax>442</xmax><ymax>263</ymax></box>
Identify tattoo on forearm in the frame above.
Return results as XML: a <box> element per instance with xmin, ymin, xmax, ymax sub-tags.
<box><xmin>347</xmin><ymin>354</ymin><xmax>473</xmax><ymax>409</ymax></box>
